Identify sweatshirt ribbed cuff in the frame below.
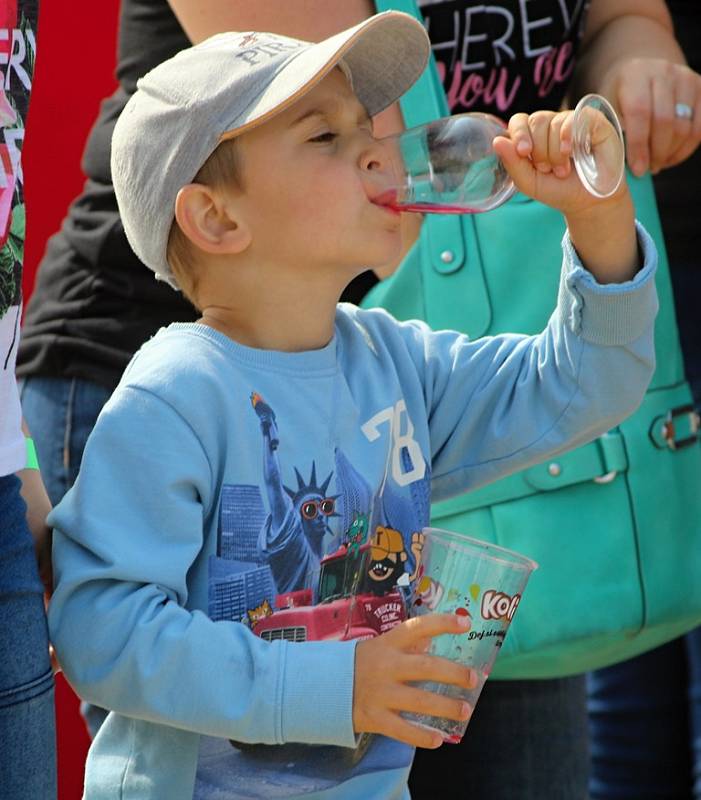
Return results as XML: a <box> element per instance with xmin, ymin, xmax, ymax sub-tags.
<box><xmin>558</xmin><ymin>221</ymin><xmax>658</xmax><ymax>345</ymax></box>
<box><xmin>279</xmin><ymin>639</ymin><xmax>358</xmax><ymax>748</ymax></box>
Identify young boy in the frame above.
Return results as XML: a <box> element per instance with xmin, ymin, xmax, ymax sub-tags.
<box><xmin>48</xmin><ymin>10</ymin><xmax>658</xmax><ymax>800</ymax></box>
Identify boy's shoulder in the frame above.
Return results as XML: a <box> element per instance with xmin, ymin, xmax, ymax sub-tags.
<box><xmin>336</xmin><ymin>302</ymin><xmax>434</xmax><ymax>356</ymax></box>
<box><xmin>117</xmin><ymin>323</ymin><xmax>236</xmax><ymax>414</ymax></box>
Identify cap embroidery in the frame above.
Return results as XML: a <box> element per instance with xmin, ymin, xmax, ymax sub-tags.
<box><xmin>235</xmin><ymin>35</ymin><xmax>302</xmax><ymax>67</ymax></box>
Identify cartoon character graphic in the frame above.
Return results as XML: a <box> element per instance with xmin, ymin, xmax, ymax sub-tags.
<box><xmin>246</xmin><ymin>599</ymin><xmax>274</xmax><ymax>626</ymax></box>
<box><xmin>252</xmin><ymin>392</ymin><xmax>340</xmax><ymax>593</ymax></box>
<box><xmin>366</xmin><ymin>526</ymin><xmax>426</xmax><ymax>596</ymax></box>
<box><xmin>413</xmin><ymin>574</ymin><xmax>445</xmax><ymax>610</ymax></box>
<box><xmin>366</xmin><ymin>526</ymin><xmax>409</xmax><ymax>596</ymax></box>
<box><xmin>344</xmin><ymin>512</ymin><xmax>369</xmax><ymax>555</ymax></box>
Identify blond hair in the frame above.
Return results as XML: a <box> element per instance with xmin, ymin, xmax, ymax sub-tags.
<box><xmin>167</xmin><ymin>138</ymin><xmax>243</xmax><ymax>308</ymax></box>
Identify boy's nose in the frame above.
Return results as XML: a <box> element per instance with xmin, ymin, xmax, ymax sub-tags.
<box><xmin>359</xmin><ymin>138</ymin><xmax>391</xmax><ymax>174</ymax></box>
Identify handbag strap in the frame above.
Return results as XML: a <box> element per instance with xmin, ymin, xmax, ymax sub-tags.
<box><xmin>374</xmin><ymin>0</ymin><xmax>448</xmax><ymax>124</ymax></box>
<box><xmin>432</xmin><ymin>431</ymin><xmax>628</xmax><ymax>518</ymax></box>
<box><xmin>375</xmin><ymin>0</ymin><xmax>495</xmax><ymax>335</ymax></box>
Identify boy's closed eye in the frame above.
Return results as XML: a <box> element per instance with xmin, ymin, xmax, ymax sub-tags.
<box><xmin>308</xmin><ymin>131</ymin><xmax>338</xmax><ymax>144</ymax></box>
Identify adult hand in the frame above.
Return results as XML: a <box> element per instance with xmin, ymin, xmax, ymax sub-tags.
<box><xmin>18</xmin><ymin>465</ymin><xmax>53</xmax><ymax>597</ymax></box>
<box><xmin>600</xmin><ymin>57</ymin><xmax>701</xmax><ymax>176</ymax></box>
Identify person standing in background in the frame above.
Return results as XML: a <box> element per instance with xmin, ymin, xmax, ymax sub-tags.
<box><xmin>0</xmin><ymin>1</ymin><xmax>56</xmax><ymax>798</ymax></box>
<box><xmin>587</xmin><ymin>2</ymin><xmax>701</xmax><ymax>798</ymax></box>
<box><xmin>16</xmin><ymin>2</ymin><xmax>701</xmax><ymax>799</ymax></box>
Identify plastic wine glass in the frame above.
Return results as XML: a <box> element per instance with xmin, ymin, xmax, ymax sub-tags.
<box><xmin>373</xmin><ymin>93</ymin><xmax>625</xmax><ymax>215</ymax></box>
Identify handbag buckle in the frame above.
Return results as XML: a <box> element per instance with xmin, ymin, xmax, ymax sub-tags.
<box><xmin>650</xmin><ymin>404</ymin><xmax>701</xmax><ymax>451</ymax></box>
<box><xmin>593</xmin><ymin>470</ymin><xmax>617</xmax><ymax>485</ymax></box>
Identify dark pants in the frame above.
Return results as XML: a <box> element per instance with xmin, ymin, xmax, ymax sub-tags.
<box><xmin>410</xmin><ymin>675</ymin><xmax>590</xmax><ymax>799</ymax></box>
<box><xmin>587</xmin><ymin>631</ymin><xmax>701</xmax><ymax>799</ymax></box>
<box><xmin>587</xmin><ymin>368</ymin><xmax>701</xmax><ymax>800</ymax></box>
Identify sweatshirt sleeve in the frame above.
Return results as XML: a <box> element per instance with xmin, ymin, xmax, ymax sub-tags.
<box><xmin>410</xmin><ymin>222</ymin><xmax>658</xmax><ymax>501</ymax></box>
<box><xmin>47</xmin><ymin>385</ymin><xmax>357</xmax><ymax>748</ymax></box>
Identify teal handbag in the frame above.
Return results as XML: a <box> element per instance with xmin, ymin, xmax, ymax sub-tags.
<box><xmin>368</xmin><ymin>0</ymin><xmax>701</xmax><ymax>678</ymax></box>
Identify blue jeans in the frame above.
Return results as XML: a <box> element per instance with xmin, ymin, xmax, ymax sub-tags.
<box><xmin>587</xmin><ymin>631</ymin><xmax>701</xmax><ymax>799</ymax></box>
<box><xmin>20</xmin><ymin>376</ymin><xmax>113</xmax><ymax>508</ymax></box>
<box><xmin>0</xmin><ymin>475</ymin><xmax>57</xmax><ymax>799</ymax></box>
<box><xmin>21</xmin><ymin>375</ymin><xmax>113</xmax><ymax>738</ymax></box>
<box><xmin>410</xmin><ymin>675</ymin><xmax>590</xmax><ymax>799</ymax></box>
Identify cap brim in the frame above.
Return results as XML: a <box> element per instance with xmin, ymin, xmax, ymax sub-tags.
<box><xmin>220</xmin><ymin>11</ymin><xmax>429</xmax><ymax>141</ymax></box>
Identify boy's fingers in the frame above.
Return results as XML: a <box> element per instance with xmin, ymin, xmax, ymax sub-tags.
<box><xmin>389</xmin><ymin>613</ymin><xmax>471</xmax><ymax>647</ymax></box>
<box><xmin>493</xmin><ymin>136</ymin><xmax>537</xmax><ymax>197</ymax></box>
<box><xmin>369</xmin><ymin>713</ymin><xmax>445</xmax><ymax>750</ymax></box>
<box><xmin>560</xmin><ymin>111</ymin><xmax>574</xmax><ymax>152</ymax></box>
<box><xmin>528</xmin><ymin>110</ymin><xmax>555</xmax><ymax>172</ymax></box>
<box><xmin>398</xmin><ymin>653</ymin><xmax>479</xmax><ymax>689</ymax></box>
<box><xmin>506</xmin><ymin>112</ymin><xmax>532</xmax><ymax>156</ymax></box>
<box><xmin>391</xmin><ymin>684</ymin><xmax>474</xmax><ymax>724</ymax></box>
<box><xmin>548</xmin><ymin>111</ymin><xmax>571</xmax><ymax>177</ymax></box>
<box><xmin>406</xmin><ymin>635</ymin><xmax>432</xmax><ymax>654</ymax></box>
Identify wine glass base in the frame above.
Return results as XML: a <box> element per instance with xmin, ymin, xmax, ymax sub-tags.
<box><xmin>572</xmin><ymin>93</ymin><xmax>625</xmax><ymax>199</ymax></box>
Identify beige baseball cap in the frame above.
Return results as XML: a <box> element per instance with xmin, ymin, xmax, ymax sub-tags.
<box><xmin>111</xmin><ymin>11</ymin><xmax>430</xmax><ymax>287</ymax></box>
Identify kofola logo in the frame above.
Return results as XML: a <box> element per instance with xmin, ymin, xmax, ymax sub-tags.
<box><xmin>481</xmin><ymin>589</ymin><xmax>520</xmax><ymax>622</ymax></box>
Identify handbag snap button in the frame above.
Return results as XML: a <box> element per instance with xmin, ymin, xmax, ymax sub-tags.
<box><xmin>548</xmin><ymin>462</ymin><xmax>562</xmax><ymax>477</ymax></box>
<box><xmin>440</xmin><ymin>250</ymin><xmax>454</xmax><ymax>264</ymax></box>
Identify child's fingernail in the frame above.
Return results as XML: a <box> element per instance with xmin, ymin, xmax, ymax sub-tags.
<box><xmin>460</xmin><ymin>703</ymin><xmax>471</xmax><ymax>719</ymax></box>
<box><xmin>516</xmin><ymin>140</ymin><xmax>530</xmax><ymax>155</ymax></box>
<box><xmin>535</xmin><ymin>162</ymin><xmax>550</xmax><ymax>173</ymax></box>
<box><xmin>632</xmin><ymin>160</ymin><xmax>646</xmax><ymax>176</ymax></box>
<box><xmin>456</xmin><ymin>614</ymin><xmax>471</xmax><ymax>629</ymax></box>
<box><xmin>554</xmin><ymin>165</ymin><xmax>568</xmax><ymax>178</ymax></box>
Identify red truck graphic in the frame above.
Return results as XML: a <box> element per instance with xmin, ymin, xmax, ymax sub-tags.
<box><xmin>253</xmin><ymin>542</ymin><xmax>407</xmax><ymax>643</ymax></box>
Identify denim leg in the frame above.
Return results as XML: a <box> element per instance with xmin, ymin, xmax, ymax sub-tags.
<box><xmin>409</xmin><ymin>675</ymin><xmax>589</xmax><ymax>799</ymax></box>
<box><xmin>587</xmin><ymin>640</ymin><xmax>692</xmax><ymax>799</ymax></box>
<box><xmin>20</xmin><ymin>376</ymin><xmax>112</xmax><ymax>739</ymax></box>
<box><xmin>0</xmin><ymin>475</ymin><xmax>57</xmax><ymax>800</ymax></box>
<box><xmin>20</xmin><ymin>376</ymin><xmax>112</xmax><ymax>507</ymax></box>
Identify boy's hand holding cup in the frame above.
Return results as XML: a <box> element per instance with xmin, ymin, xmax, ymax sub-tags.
<box><xmin>353</xmin><ymin>529</ymin><xmax>536</xmax><ymax>748</ymax></box>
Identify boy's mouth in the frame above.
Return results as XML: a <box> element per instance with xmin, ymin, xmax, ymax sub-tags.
<box><xmin>370</xmin><ymin>189</ymin><xmax>401</xmax><ymax>215</ymax></box>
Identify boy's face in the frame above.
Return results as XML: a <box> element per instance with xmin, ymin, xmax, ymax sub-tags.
<box><xmin>230</xmin><ymin>68</ymin><xmax>402</xmax><ymax>283</ymax></box>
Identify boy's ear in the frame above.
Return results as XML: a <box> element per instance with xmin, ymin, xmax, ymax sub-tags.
<box><xmin>174</xmin><ymin>183</ymin><xmax>251</xmax><ymax>256</ymax></box>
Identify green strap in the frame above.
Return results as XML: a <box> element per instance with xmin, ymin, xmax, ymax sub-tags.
<box><xmin>432</xmin><ymin>431</ymin><xmax>628</xmax><ymax>518</ymax></box>
<box><xmin>374</xmin><ymin>0</ymin><xmax>447</xmax><ymax>125</ymax></box>
<box><xmin>25</xmin><ymin>437</ymin><xmax>40</xmax><ymax>470</ymax></box>
<box><xmin>374</xmin><ymin>0</ymin><xmax>493</xmax><ymax>337</ymax></box>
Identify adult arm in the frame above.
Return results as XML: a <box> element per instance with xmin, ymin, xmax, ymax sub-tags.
<box><xmin>17</xmin><ymin>420</ymin><xmax>52</xmax><ymax>596</ymax></box>
<box><xmin>570</xmin><ymin>0</ymin><xmax>701</xmax><ymax>175</ymax></box>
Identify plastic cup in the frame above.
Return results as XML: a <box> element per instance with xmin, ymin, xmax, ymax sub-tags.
<box><xmin>406</xmin><ymin>528</ymin><xmax>537</xmax><ymax>743</ymax></box>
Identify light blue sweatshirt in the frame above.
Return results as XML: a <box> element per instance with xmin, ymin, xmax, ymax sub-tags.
<box><xmin>49</xmin><ymin>226</ymin><xmax>658</xmax><ymax>799</ymax></box>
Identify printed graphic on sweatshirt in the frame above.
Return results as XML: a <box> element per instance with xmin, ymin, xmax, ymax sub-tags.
<box><xmin>417</xmin><ymin>0</ymin><xmax>589</xmax><ymax>116</ymax></box>
<box><xmin>200</xmin><ymin>391</ymin><xmax>432</xmax><ymax>797</ymax></box>
<box><xmin>0</xmin><ymin>0</ymin><xmax>36</xmax><ymax>365</ymax></box>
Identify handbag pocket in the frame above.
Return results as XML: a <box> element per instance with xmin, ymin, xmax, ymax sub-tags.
<box><xmin>430</xmin><ymin>382</ymin><xmax>701</xmax><ymax>679</ymax></box>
